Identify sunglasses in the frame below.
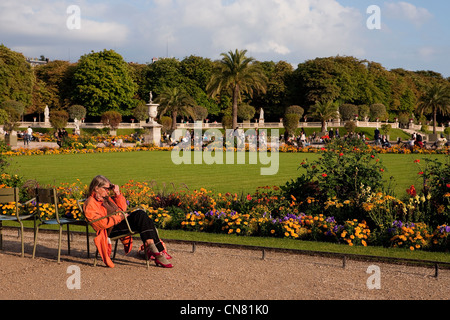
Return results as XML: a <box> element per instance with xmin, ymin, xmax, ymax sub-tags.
<box><xmin>101</xmin><ymin>184</ymin><xmax>115</xmax><ymax>191</ymax></box>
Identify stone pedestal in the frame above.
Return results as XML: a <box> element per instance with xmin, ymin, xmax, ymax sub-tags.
<box><xmin>5</xmin><ymin>131</ymin><xmax>17</xmax><ymax>146</ymax></box>
<box><xmin>428</xmin><ymin>133</ymin><xmax>439</xmax><ymax>142</ymax></box>
<box><xmin>142</xmin><ymin>93</ymin><xmax>162</xmax><ymax>146</ymax></box>
<box><xmin>143</xmin><ymin>123</ymin><xmax>162</xmax><ymax>146</ymax></box>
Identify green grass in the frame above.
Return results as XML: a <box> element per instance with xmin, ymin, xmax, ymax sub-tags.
<box><xmin>6</xmin><ymin>150</ymin><xmax>446</xmax><ymax>197</ymax></box>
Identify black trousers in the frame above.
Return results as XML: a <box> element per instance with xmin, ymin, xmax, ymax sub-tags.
<box><xmin>110</xmin><ymin>210</ymin><xmax>165</xmax><ymax>252</ymax></box>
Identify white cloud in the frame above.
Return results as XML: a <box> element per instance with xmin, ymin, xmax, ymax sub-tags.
<box><xmin>0</xmin><ymin>0</ymin><xmax>129</xmax><ymax>55</ymax></box>
<box><xmin>139</xmin><ymin>0</ymin><xmax>365</xmax><ymax>61</ymax></box>
<box><xmin>2</xmin><ymin>0</ymin><xmax>446</xmax><ymax>77</ymax></box>
<box><xmin>384</xmin><ymin>1</ymin><xmax>433</xmax><ymax>27</ymax></box>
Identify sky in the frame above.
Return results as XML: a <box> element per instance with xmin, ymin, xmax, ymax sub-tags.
<box><xmin>1</xmin><ymin>0</ymin><xmax>449</xmax><ymax>77</ymax></box>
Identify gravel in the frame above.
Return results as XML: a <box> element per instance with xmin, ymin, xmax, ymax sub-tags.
<box><xmin>0</xmin><ymin>228</ymin><xmax>448</xmax><ymax>301</ymax></box>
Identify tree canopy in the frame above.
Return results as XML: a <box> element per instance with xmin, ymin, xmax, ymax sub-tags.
<box><xmin>71</xmin><ymin>49</ymin><xmax>137</xmax><ymax>117</ymax></box>
<box><xmin>0</xmin><ymin>45</ymin><xmax>34</xmax><ymax>107</ymax></box>
<box><xmin>1</xmin><ymin>45</ymin><xmax>449</xmax><ymax>125</ymax></box>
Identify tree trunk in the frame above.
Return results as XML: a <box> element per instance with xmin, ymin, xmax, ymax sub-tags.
<box><xmin>232</xmin><ymin>84</ymin><xmax>239</xmax><ymax>129</ymax></box>
<box><xmin>172</xmin><ymin>110</ymin><xmax>178</xmax><ymax>130</ymax></box>
<box><xmin>433</xmin><ymin>108</ymin><xmax>437</xmax><ymax>135</ymax></box>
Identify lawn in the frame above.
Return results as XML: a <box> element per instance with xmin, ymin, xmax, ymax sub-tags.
<box><xmin>6</xmin><ymin>150</ymin><xmax>445</xmax><ymax>198</ymax></box>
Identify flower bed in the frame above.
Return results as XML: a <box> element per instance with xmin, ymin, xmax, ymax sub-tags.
<box><xmin>1</xmin><ymin>174</ymin><xmax>447</xmax><ymax>252</ymax></box>
<box><xmin>3</xmin><ymin>132</ymin><xmax>449</xmax><ymax>156</ymax></box>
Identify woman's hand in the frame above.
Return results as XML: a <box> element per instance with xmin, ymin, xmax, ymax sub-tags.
<box><xmin>112</xmin><ymin>184</ymin><xmax>121</xmax><ymax>196</ymax></box>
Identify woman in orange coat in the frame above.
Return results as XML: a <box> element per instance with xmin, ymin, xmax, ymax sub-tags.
<box><xmin>83</xmin><ymin>175</ymin><xmax>173</xmax><ymax>268</ymax></box>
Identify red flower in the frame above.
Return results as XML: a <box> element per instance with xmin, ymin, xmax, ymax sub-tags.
<box><xmin>339</xmin><ymin>153</ymin><xmax>344</xmax><ymax>157</ymax></box>
<box><xmin>406</xmin><ymin>186</ymin><xmax>417</xmax><ymax>197</ymax></box>
<box><xmin>447</xmin><ymin>184</ymin><xmax>450</xmax><ymax>188</ymax></box>
<box><xmin>414</xmin><ymin>159</ymin><xmax>420</xmax><ymax>163</ymax></box>
<box><xmin>380</xmin><ymin>168</ymin><xmax>384</xmax><ymax>172</ymax></box>
<box><xmin>418</xmin><ymin>171</ymin><xmax>424</xmax><ymax>175</ymax></box>
<box><xmin>322</xmin><ymin>173</ymin><xmax>327</xmax><ymax>178</ymax></box>
<box><xmin>246</xmin><ymin>194</ymin><xmax>252</xmax><ymax>201</ymax></box>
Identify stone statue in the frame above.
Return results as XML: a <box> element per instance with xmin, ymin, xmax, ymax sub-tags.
<box><xmin>74</xmin><ymin>118</ymin><xmax>80</xmax><ymax>135</ymax></box>
<box><xmin>259</xmin><ymin>108</ymin><xmax>264</xmax><ymax>120</ymax></box>
<box><xmin>44</xmin><ymin>105</ymin><xmax>50</xmax><ymax>123</ymax></box>
<box><xmin>149</xmin><ymin>91</ymin><xmax>153</xmax><ymax>103</ymax></box>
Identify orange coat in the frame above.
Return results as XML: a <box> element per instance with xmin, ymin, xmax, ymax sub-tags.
<box><xmin>84</xmin><ymin>194</ymin><xmax>128</xmax><ymax>268</ymax></box>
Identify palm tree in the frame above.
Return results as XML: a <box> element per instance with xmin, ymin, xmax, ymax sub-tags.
<box><xmin>155</xmin><ymin>87</ymin><xmax>196</xmax><ymax>130</ymax></box>
<box><xmin>207</xmin><ymin>49</ymin><xmax>267</xmax><ymax>129</ymax></box>
<box><xmin>308</xmin><ymin>100</ymin><xmax>339</xmax><ymax>133</ymax></box>
<box><xmin>416</xmin><ymin>83</ymin><xmax>450</xmax><ymax>134</ymax></box>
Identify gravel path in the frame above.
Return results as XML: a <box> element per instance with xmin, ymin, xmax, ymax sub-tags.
<box><xmin>0</xmin><ymin>228</ymin><xmax>448</xmax><ymax>301</ymax></box>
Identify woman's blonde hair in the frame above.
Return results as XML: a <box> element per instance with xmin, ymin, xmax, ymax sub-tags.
<box><xmin>88</xmin><ymin>175</ymin><xmax>111</xmax><ymax>196</ymax></box>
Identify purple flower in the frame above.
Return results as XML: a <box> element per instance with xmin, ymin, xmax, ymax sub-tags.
<box><xmin>439</xmin><ymin>225</ymin><xmax>450</xmax><ymax>234</ymax></box>
<box><xmin>326</xmin><ymin>217</ymin><xmax>336</xmax><ymax>223</ymax></box>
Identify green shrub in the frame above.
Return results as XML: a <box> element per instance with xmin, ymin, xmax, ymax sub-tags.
<box><xmin>281</xmin><ymin>139</ymin><xmax>387</xmax><ymax>222</ymax></box>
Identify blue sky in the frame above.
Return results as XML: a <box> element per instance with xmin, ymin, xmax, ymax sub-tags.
<box><xmin>1</xmin><ymin>0</ymin><xmax>449</xmax><ymax>77</ymax></box>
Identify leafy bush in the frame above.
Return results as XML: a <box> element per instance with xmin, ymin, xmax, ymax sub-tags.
<box><xmin>101</xmin><ymin>111</ymin><xmax>122</xmax><ymax>131</ymax></box>
<box><xmin>68</xmin><ymin>105</ymin><xmax>86</xmax><ymax>120</ymax></box>
<box><xmin>283</xmin><ymin>113</ymin><xmax>300</xmax><ymax>135</ymax></box>
<box><xmin>50</xmin><ymin>110</ymin><xmax>69</xmax><ymax>130</ymax></box>
<box><xmin>285</xmin><ymin>105</ymin><xmax>304</xmax><ymax>117</ymax></box>
<box><xmin>339</xmin><ymin>104</ymin><xmax>358</xmax><ymax>121</ymax></box>
<box><xmin>415</xmin><ymin>158</ymin><xmax>450</xmax><ymax>226</ymax></box>
<box><xmin>237</xmin><ymin>104</ymin><xmax>256</xmax><ymax>121</ymax></box>
<box><xmin>281</xmin><ymin>139</ymin><xmax>387</xmax><ymax>222</ymax></box>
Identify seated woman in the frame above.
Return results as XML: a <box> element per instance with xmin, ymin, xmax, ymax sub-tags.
<box><xmin>83</xmin><ymin>175</ymin><xmax>173</xmax><ymax>268</ymax></box>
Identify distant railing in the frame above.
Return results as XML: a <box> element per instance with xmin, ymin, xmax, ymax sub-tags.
<box><xmin>16</xmin><ymin>120</ymin><xmax>445</xmax><ymax>132</ymax></box>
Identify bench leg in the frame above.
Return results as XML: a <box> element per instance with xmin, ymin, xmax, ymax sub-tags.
<box><xmin>32</xmin><ymin>224</ymin><xmax>40</xmax><ymax>259</ymax></box>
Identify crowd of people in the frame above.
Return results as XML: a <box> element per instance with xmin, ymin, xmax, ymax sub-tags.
<box><xmin>396</xmin><ymin>131</ymin><xmax>448</xmax><ymax>150</ymax></box>
<box><xmin>12</xmin><ymin>125</ymin><xmax>449</xmax><ymax>151</ymax></box>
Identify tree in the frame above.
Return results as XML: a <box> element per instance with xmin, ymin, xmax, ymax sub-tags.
<box><xmin>416</xmin><ymin>83</ymin><xmax>450</xmax><ymax>134</ymax></box>
<box><xmin>193</xmin><ymin>105</ymin><xmax>208</xmax><ymax>121</ymax></box>
<box><xmin>339</xmin><ymin>104</ymin><xmax>358</xmax><ymax>121</ymax></box>
<box><xmin>0</xmin><ymin>101</ymin><xmax>21</xmax><ymax>133</ymax></box>
<box><xmin>283</xmin><ymin>114</ymin><xmax>300</xmax><ymax>136</ymax></box>
<box><xmin>33</xmin><ymin>60</ymin><xmax>75</xmax><ymax>112</ymax></box>
<box><xmin>0</xmin><ymin>45</ymin><xmax>34</xmax><ymax>106</ymax></box>
<box><xmin>132</xmin><ymin>102</ymin><xmax>149</xmax><ymax>123</ymax></box>
<box><xmin>308</xmin><ymin>100</ymin><xmax>339</xmax><ymax>132</ymax></box>
<box><xmin>253</xmin><ymin>61</ymin><xmax>294</xmax><ymax>121</ymax></box>
<box><xmin>101</xmin><ymin>111</ymin><xmax>122</xmax><ymax>133</ymax></box>
<box><xmin>49</xmin><ymin>110</ymin><xmax>69</xmax><ymax>130</ymax></box>
<box><xmin>68</xmin><ymin>105</ymin><xmax>86</xmax><ymax>121</ymax></box>
<box><xmin>144</xmin><ymin>58</ymin><xmax>184</xmax><ymax>98</ymax></box>
<box><xmin>155</xmin><ymin>87</ymin><xmax>196</xmax><ymax>130</ymax></box>
<box><xmin>237</xmin><ymin>104</ymin><xmax>256</xmax><ymax>121</ymax></box>
<box><xmin>369</xmin><ymin>103</ymin><xmax>388</xmax><ymax>121</ymax></box>
<box><xmin>285</xmin><ymin>105</ymin><xmax>304</xmax><ymax>118</ymax></box>
<box><xmin>71</xmin><ymin>50</ymin><xmax>137</xmax><ymax>117</ymax></box>
<box><xmin>207</xmin><ymin>49</ymin><xmax>267</xmax><ymax>129</ymax></box>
